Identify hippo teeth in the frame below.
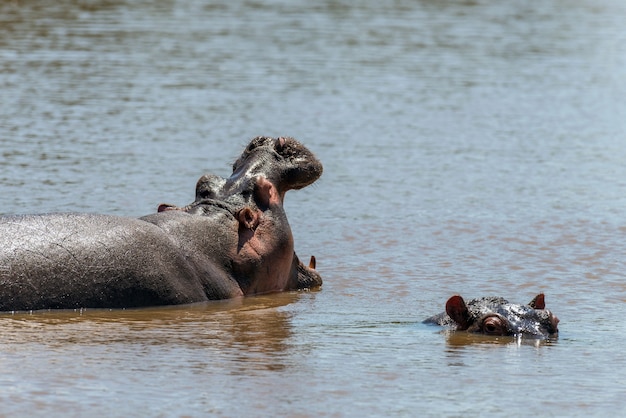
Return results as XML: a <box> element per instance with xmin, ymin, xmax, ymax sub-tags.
<box><xmin>309</xmin><ymin>255</ymin><xmax>316</xmax><ymax>270</ymax></box>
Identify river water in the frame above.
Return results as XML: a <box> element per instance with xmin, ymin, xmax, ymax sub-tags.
<box><xmin>1</xmin><ymin>0</ymin><xmax>626</xmax><ymax>416</ymax></box>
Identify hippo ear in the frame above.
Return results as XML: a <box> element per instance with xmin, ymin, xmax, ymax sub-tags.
<box><xmin>158</xmin><ymin>203</ymin><xmax>178</xmax><ymax>212</ymax></box>
<box><xmin>253</xmin><ymin>176</ymin><xmax>281</xmax><ymax>210</ymax></box>
<box><xmin>445</xmin><ymin>295</ymin><xmax>471</xmax><ymax>330</ymax></box>
<box><xmin>237</xmin><ymin>207</ymin><xmax>260</xmax><ymax>230</ymax></box>
<box><xmin>528</xmin><ymin>293</ymin><xmax>545</xmax><ymax>309</ymax></box>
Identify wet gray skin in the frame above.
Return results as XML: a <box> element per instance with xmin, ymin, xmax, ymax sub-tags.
<box><xmin>0</xmin><ymin>136</ymin><xmax>322</xmax><ymax>311</ymax></box>
<box><xmin>151</xmin><ymin>136</ymin><xmax>324</xmax><ymax>293</ymax></box>
<box><xmin>423</xmin><ymin>294</ymin><xmax>559</xmax><ymax>338</ymax></box>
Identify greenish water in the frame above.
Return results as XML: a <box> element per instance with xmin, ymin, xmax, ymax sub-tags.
<box><xmin>1</xmin><ymin>0</ymin><xmax>626</xmax><ymax>416</ymax></box>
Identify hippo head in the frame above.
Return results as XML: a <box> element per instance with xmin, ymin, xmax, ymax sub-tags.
<box><xmin>157</xmin><ymin>136</ymin><xmax>323</xmax><ymax>294</ymax></box>
<box><xmin>227</xmin><ymin>136</ymin><xmax>323</xmax><ymax>203</ymax></box>
<box><xmin>425</xmin><ymin>294</ymin><xmax>559</xmax><ymax>338</ymax></box>
<box><xmin>160</xmin><ymin>136</ymin><xmax>323</xmax><ymax>211</ymax></box>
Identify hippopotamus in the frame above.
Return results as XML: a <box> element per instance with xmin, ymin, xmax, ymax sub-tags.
<box><xmin>423</xmin><ymin>294</ymin><xmax>559</xmax><ymax>338</ymax></box>
<box><xmin>0</xmin><ymin>136</ymin><xmax>322</xmax><ymax>311</ymax></box>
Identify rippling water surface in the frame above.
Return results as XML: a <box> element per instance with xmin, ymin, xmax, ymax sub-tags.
<box><xmin>2</xmin><ymin>0</ymin><xmax>626</xmax><ymax>416</ymax></box>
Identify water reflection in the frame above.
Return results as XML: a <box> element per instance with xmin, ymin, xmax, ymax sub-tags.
<box><xmin>442</xmin><ymin>329</ymin><xmax>558</xmax><ymax>349</ymax></box>
<box><xmin>0</xmin><ymin>292</ymin><xmax>307</xmax><ymax>372</ymax></box>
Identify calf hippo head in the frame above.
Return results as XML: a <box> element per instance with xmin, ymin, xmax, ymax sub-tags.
<box><xmin>157</xmin><ymin>136</ymin><xmax>323</xmax><ymax>295</ymax></box>
<box><xmin>425</xmin><ymin>294</ymin><xmax>559</xmax><ymax>338</ymax></box>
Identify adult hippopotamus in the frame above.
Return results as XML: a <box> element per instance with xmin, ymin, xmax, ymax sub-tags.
<box><xmin>0</xmin><ymin>136</ymin><xmax>322</xmax><ymax>311</ymax></box>
<box><xmin>423</xmin><ymin>293</ymin><xmax>559</xmax><ymax>338</ymax></box>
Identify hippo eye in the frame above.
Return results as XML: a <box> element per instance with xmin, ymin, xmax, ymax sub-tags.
<box><xmin>484</xmin><ymin>323</ymin><xmax>499</xmax><ymax>334</ymax></box>
<box><xmin>481</xmin><ymin>316</ymin><xmax>506</xmax><ymax>336</ymax></box>
<box><xmin>197</xmin><ymin>189</ymin><xmax>211</xmax><ymax>199</ymax></box>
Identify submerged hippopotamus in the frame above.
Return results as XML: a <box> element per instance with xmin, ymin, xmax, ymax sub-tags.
<box><xmin>0</xmin><ymin>136</ymin><xmax>322</xmax><ymax>311</ymax></box>
<box><xmin>423</xmin><ymin>294</ymin><xmax>559</xmax><ymax>338</ymax></box>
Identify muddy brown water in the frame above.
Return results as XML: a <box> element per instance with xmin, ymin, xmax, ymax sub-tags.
<box><xmin>1</xmin><ymin>0</ymin><xmax>626</xmax><ymax>416</ymax></box>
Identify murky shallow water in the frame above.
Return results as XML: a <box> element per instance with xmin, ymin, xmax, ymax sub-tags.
<box><xmin>2</xmin><ymin>0</ymin><xmax>626</xmax><ymax>416</ymax></box>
